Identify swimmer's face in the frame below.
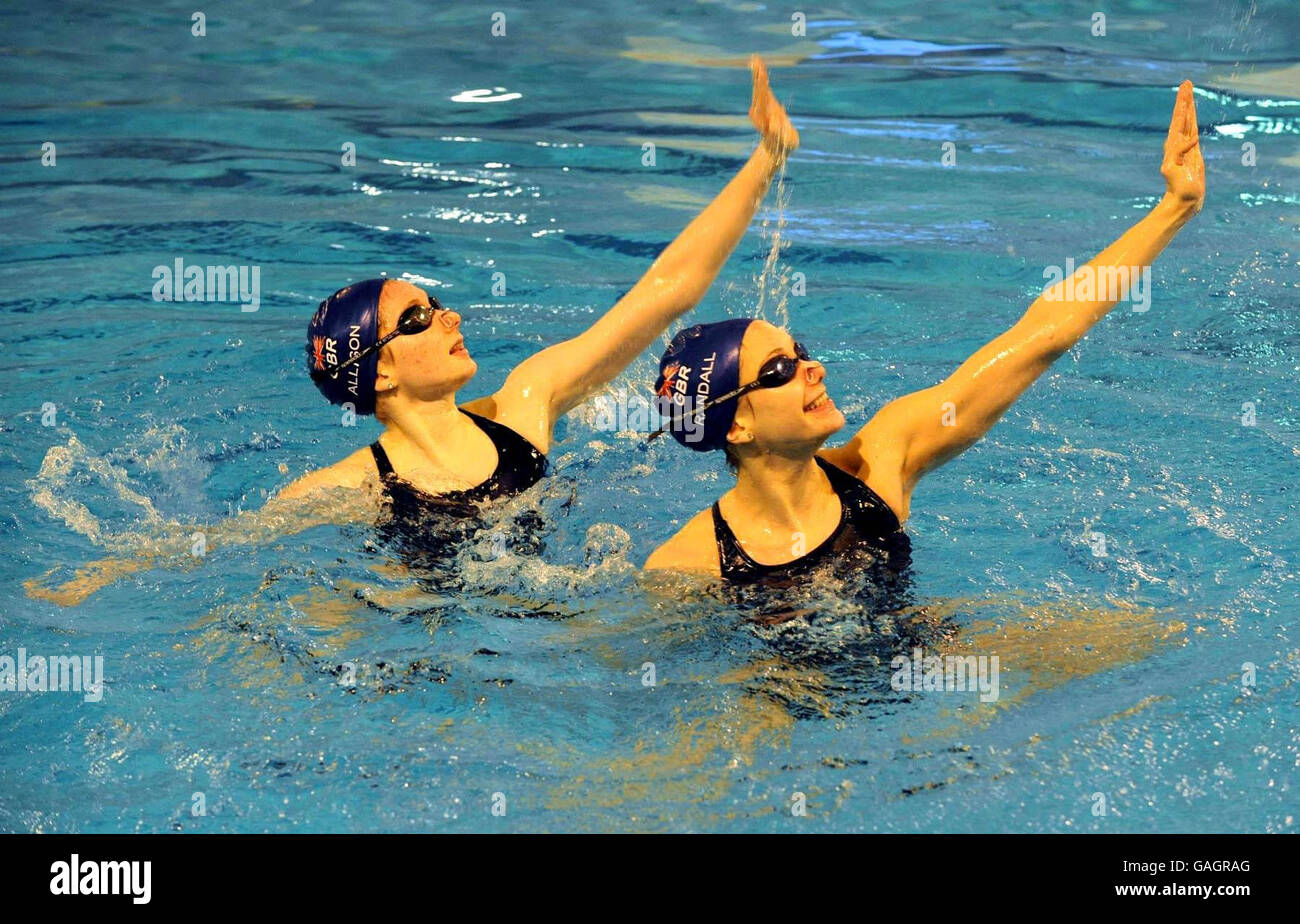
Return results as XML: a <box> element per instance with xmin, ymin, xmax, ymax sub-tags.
<box><xmin>374</xmin><ymin>280</ymin><xmax>476</xmax><ymax>399</ymax></box>
<box><xmin>727</xmin><ymin>321</ymin><xmax>844</xmax><ymax>455</ymax></box>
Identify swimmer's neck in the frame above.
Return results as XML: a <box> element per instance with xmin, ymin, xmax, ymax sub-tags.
<box><xmin>379</xmin><ymin>394</ymin><xmax>484</xmax><ymax>465</ymax></box>
<box><xmin>728</xmin><ymin>450</ymin><xmax>835</xmax><ymax>529</ymax></box>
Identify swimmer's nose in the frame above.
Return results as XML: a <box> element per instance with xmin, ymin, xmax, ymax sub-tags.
<box><xmin>803</xmin><ymin>361</ymin><xmax>824</xmax><ymax>385</ymax></box>
<box><xmin>438</xmin><ymin>309</ymin><xmax>462</xmax><ymax>331</ymax></box>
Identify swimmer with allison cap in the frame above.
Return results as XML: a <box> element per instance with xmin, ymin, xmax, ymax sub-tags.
<box><xmin>279</xmin><ymin>56</ymin><xmax>799</xmax><ymax>516</ymax></box>
<box><xmin>645</xmin><ymin>82</ymin><xmax>1206</xmax><ymax>582</ymax></box>
<box><xmin>28</xmin><ymin>57</ymin><xmax>799</xmax><ymax>607</ymax></box>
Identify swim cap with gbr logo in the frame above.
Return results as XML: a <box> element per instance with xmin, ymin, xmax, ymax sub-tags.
<box><xmin>654</xmin><ymin>319</ymin><xmax>754</xmax><ymax>452</ymax></box>
<box><xmin>306</xmin><ymin>278</ymin><xmax>387</xmax><ymax>415</ymax></box>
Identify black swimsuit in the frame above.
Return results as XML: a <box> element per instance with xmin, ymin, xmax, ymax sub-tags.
<box><xmin>369</xmin><ymin>410</ymin><xmax>548</xmax><ymax>554</ymax></box>
<box><xmin>713</xmin><ymin>460</ymin><xmax>935</xmax><ymax>709</ymax></box>
<box><xmin>712</xmin><ymin>456</ymin><xmax>911</xmax><ymax>587</ymax></box>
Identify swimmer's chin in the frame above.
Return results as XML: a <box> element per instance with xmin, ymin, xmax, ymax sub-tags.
<box><xmin>810</xmin><ymin>404</ymin><xmax>847</xmax><ymax>437</ymax></box>
<box><xmin>441</xmin><ymin>351</ymin><xmax>478</xmax><ymax>386</ymax></box>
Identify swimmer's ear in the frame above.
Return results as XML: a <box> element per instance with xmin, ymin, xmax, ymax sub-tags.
<box><xmin>374</xmin><ymin>340</ymin><xmax>401</xmax><ymax>393</ymax></box>
<box><xmin>727</xmin><ymin>420</ymin><xmax>754</xmax><ymax>445</ymax></box>
<box><xmin>729</xmin><ymin>391</ymin><xmax>757</xmax><ymax>443</ymax></box>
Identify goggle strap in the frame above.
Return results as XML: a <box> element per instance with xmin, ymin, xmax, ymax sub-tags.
<box><xmin>644</xmin><ymin>351</ymin><xmax>808</xmax><ymax>443</ymax></box>
<box><xmin>329</xmin><ymin>303</ymin><xmax>438</xmax><ymax>379</ymax></box>
<box><xmin>330</xmin><ymin>327</ymin><xmax>403</xmax><ymax>378</ymax></box>
<box><xmin>644</xmin><ymin>381</ymin><xmax>760</xmax><ymax>443</ymax></box>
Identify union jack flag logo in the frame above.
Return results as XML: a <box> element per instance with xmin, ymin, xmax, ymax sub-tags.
<box><xmin>657</xmin><ymin>363</ymin><xmax>680</xmax><ymax>397</ymax></box>
<box><xmin>311</xmin><ymin>336</ymin><xmax>327</xmax><ymax>370</ymax></box>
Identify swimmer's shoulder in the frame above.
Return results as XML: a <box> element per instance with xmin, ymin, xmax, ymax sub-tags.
<box><xmin>277</xmin><ymin>446</ymin><xmax>379</xmax><ymax>501</ymax></box>
<box><xmin>644</xmin><ymin>508</ymin><xmax>720</xmax><ymax>576</ymax></box>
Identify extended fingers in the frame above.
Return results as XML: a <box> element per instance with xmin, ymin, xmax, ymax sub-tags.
<box><xmin>750</xmin><ymin>54</ymin><xmax>769</xmax><ymax>97</ymax></box>
<box><xmin>1163</xmin><ymin>80</ymin><xmax>1197</xmax><ymax>156</ymax></box>
<box><xmin>1176</xmin><ymin>83</ymin><xmax>1200</xmax><ymax>163</ymax></box>
<box><xmin>1168</xmin><ymin>134</ymin><xmax>1200</xmax><ymax>167</ymax></box>
<box><xmin>1175</xmin><ymin>80</ymin><xmax>1198</xmax><ymax>136</ymax></box>
<box><xmin>1183</xmin><ymin>81</ymin><xmax>1200</xmax><ymax>138</ymax></box>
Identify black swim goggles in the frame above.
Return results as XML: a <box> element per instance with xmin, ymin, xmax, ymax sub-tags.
<box><xmin>648</xmin><ymin>341</ymin><xmax>813</xmax><ymax>442</ymax></box>
<box><xmin>331</xmin><ymin>296</ymin><xmax>445</xmax><ymax>377</ymax></box>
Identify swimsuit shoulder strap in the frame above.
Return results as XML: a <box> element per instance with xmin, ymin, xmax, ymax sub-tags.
<box><xmin>460</xmin><ymin>409</ymin><xmax>537</xmax><ymax>454</ymax></box>
<box><xmin>370</xmin><ymin>440</ymin><xmax>395</xmax><ymax>479</ymax></box>
<box><xmin>814</xmin><ymin>456</ymin><xmax>901</xmax><ymax>536</ymax></box>
<box><xmin>459</xmin><ymin>410</ymin><xmax>548</xmax><ymax>489</ymax></box>
<box><xmin>711</xmin><ymin>500</ymin><xmax>755</xmax><ymax>580</ymax></box>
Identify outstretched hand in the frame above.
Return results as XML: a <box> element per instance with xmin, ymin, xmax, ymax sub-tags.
<box><xmin>1162</xmin><ymin>80</ymin><xmax>1205</xmax><ymax>215</ymax></box>
<box><xmin>749</xmin><ymin>55</ymin><xmax>799</xmax><ymax>160</ymax></box>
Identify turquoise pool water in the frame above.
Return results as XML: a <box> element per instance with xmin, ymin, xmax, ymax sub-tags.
<box><xmin>1</xmin><ymin>0</ymin><xmax>1296</xmax><ymax>832</ymax></box>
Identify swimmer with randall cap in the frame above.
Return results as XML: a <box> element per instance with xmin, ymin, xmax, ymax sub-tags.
<box><xmin>29</xmin><ymin>57</ymin><xmax>799</xmax><ymax>606</ymax></box>
<box><xmin>645</xmin><ymin>82</ymin><xmax>1206</xmax><ymax>583</ymax></box>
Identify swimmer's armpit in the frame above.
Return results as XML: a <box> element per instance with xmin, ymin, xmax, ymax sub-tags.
<box><xmin>835</xmin><ymin>82</ymin><xmax>1205</xmax><ymax>522</ymax></box>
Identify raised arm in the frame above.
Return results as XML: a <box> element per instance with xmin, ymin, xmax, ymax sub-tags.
<box><xmin>827</xmin><ymin>81</ymin><xmax>1205</xmax><ymax>521</ymax></box>
<box><xmin>495</xmin><ymin>56</ymin><xmax>800</xmax><ymax>428</ymax></box>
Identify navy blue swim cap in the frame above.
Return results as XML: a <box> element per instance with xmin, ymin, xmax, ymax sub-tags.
<box><xmin>306</xmin><ymin>278</ymin><xmax>387</xmax><ymax>415</ymax></box>
<box><xmin>654</xmin><ymin>319</ymin><xmax>755</xmax><ymax>452</ymax></box>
